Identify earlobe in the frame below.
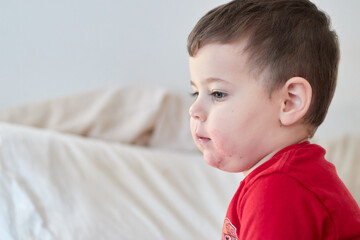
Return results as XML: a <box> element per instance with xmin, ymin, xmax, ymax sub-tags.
<box><xmin>279</xmin><ymin>77</ymin><xmax>312</xmax><ymax>126</ymax></box>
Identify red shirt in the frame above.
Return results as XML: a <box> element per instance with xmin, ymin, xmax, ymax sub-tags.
<box><xmin>222</xmin><ymin>142</ymin><xmax>360</xmax><ymax>240</ymax></box>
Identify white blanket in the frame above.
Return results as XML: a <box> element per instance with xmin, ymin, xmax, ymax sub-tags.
<box><xmin>0</xmin><ymin>86</ymin><xmax>243</xmax><ymax>239</ymax></box>
<box><xmin>0</xmin><ymin>123</ymin><xmax>242</xmax><ymax>239</ymax></box>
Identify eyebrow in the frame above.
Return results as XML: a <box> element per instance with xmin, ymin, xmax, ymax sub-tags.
<box><xmin>190</xmin><ymin>77</ymin><xmax>229</xmax><ymax>86</ymax></box>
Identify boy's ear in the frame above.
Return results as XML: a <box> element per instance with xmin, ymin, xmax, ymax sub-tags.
<box><xmin>279</xmin><ymin>77</ymin><xmax>312</xmax><ymax>126</ymax></box>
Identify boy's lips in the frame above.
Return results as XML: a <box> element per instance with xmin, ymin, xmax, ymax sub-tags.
<box><xmin>196</xmin><ymin>134</ymin><xmax>211</xmax><ymax>144</ymax></box>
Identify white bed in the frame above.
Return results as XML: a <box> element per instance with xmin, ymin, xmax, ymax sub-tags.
<box><xmin>0</xmin><ymin>86</ymin><xmax>359</xmax><ymax>239</ymax></box>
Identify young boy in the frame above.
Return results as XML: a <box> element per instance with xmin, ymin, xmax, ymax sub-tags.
<box><xmin>187</xmin><ymin>0</ymin><xmax>360</xmax><ymax>239</ymax></box>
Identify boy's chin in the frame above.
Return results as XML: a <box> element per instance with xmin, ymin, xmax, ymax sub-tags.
<box><xmin>203</xmin><ymin>153</ymin><xmax>249</xmax><ymax>173</ymax></box>
<box><xmin>203</xmin><ymin>153</ymin><xmax>228</xmax><ymax>171</ymax></box>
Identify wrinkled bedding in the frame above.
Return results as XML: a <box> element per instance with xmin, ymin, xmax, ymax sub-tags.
<box><xmin>0</xmin><ymin>86</ymin><xmax>243</xmax><ymax>239</ymax></box>
<box><xmin>0</xmin><ymin>86</ymin><xmax>196</xmax><ymax>151</ymax></box>
<box><xmin>0</xmin><ymin>122</ymin><xmax>242</xmax><ymax>239</ymax></box>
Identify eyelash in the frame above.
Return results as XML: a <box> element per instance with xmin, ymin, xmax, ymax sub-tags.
<box><xmin>190</xmin><ymin>92</ymin><xmax>199</xmax><ymax>98</ymax></box>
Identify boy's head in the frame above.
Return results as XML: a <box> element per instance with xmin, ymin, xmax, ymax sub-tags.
<box><xmin>188</xmin><ymin>0</ymin><xmax>339</xmax><ymax>173</ymax></box>
<box><xmin>188</xmin><ymin>0</ymin><xmax>339</xmax><ymax>130</ymax></box>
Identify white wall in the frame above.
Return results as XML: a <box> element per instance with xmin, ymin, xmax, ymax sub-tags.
<box><xmin>0</xmin><ymin>0</ymin><xmax>224</xmax><ymax>107</ymax></box>
<box><xmin>0</xmin><ymin>0</ymin><xmax>359</xmax><ymax>139</ymax></box>
<box><xmin>312</xmin><ymin>0</ymin><xmax>360</xmax><ymax>138</ymax></box>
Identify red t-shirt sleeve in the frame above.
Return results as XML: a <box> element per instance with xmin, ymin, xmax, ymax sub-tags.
<box><xmin>239</xmin><ymin>173</ymin><xmax>333</xmax><ymax>239</ymax></box>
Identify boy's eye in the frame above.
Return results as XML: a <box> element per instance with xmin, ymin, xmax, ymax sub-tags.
<box><xmin>211</xmin><ymin>91</ymin><xmax>227</xmax><ymax>99</ymax></box>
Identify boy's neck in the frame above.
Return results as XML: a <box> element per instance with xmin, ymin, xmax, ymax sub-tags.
<box><xmin>242</xmin><ymin>134</ymin><xmax>310</xmax><ymax>177</ymax></box>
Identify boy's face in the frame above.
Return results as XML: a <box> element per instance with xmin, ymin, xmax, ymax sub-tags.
<box><xmin>189</xmin><ymin>42</ymin><xmax>281</xmax><ymax>173</ymax></box>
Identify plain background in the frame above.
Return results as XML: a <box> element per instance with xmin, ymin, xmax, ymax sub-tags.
<box><xmin>0</xmin><ymin>0</ymin><xmax>359</xmax><ymax>139</ymax></box>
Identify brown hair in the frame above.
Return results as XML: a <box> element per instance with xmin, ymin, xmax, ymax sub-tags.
<box><xmin>187</xmin><ymin>0</ymin><xmax>339</xmax><ymax>128</ymax></box>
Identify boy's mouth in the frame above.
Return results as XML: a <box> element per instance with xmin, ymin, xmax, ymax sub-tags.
<box><xmin>196</xmin><ymin>134</ymin><xmax>211</xmax><ymax>144</ymax></box>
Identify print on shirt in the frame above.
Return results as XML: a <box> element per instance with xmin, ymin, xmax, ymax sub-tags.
<box><xmin>222</xmin><ymin>217</ymin><xmax>238</xmax><ymax>240</ymax></box>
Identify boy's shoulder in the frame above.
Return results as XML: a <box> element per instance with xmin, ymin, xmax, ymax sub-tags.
<box><xmin>236</xmin><ymin>142</ymin><xmax>360</xmax><ymax>238</ymax></box>
<box><xmin>244</xmin><ymin>142</ymin><xmax>346</xmax><ymax>203</ymax></box>
<box><xmin>244</xmin><ymin>142</ymin><xmax>328</xmax><ymax>187</ymax></box>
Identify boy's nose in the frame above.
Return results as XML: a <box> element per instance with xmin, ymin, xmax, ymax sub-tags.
<box><xmin>189</xmin><ymin>100</ymin><xmax>207</xmax><ymax>122</ymax></box>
